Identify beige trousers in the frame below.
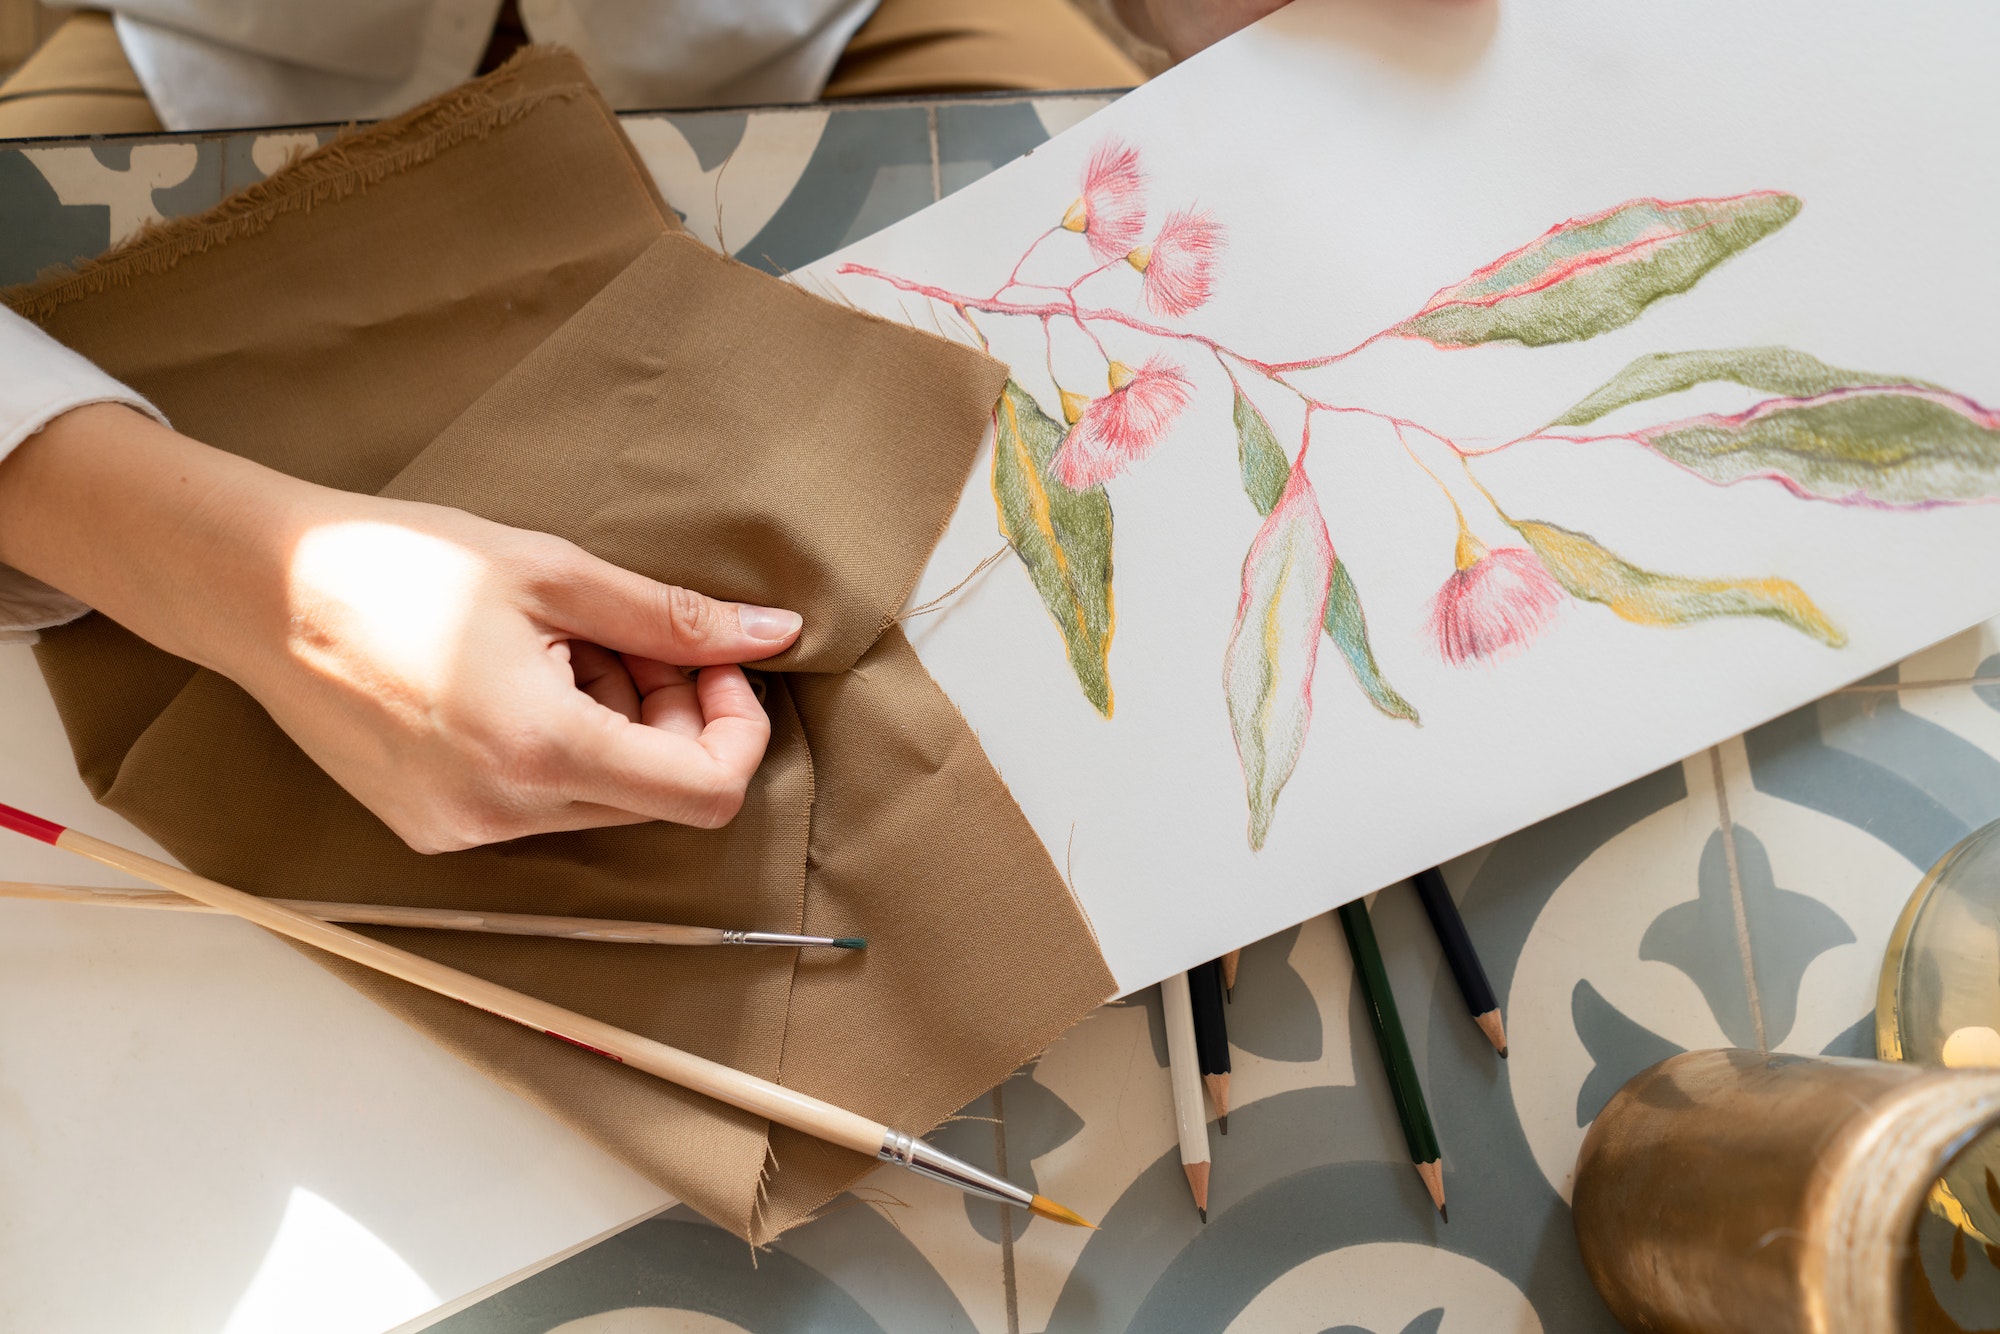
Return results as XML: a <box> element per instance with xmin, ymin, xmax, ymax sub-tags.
<box><xmin>0</xmin><ymin>0</ymin><xmax>1145</xmax><ymax>138</ymax></box>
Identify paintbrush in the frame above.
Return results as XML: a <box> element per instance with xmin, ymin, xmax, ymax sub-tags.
<box><xmin>0</xmin><ymin>878</ymin><xmax>864</xmax><ymax>949</ymax></box>
<box><xmin>0</xmin><ymin>801</ymin><xmax>1090</xmax><ymax>1229</ymax></box>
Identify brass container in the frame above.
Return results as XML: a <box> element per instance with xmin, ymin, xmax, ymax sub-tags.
<box><xmin>1572</xmin><ymin>1049</ymin><xmax>2000</xmax><ymax>1333</ymax></box>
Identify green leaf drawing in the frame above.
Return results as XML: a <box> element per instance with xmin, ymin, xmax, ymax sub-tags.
<box><xmin>1548</xmin><ymin>346</ymin><xmax>1937</xmax><ymax>427</ymax></box>
<box><xmin>1510</xmin><ymin>517</ymin><xmax>1845</xmax><ymax>647</ymax></box>
<box><xmin>991</xmin><ymin>380</ymin><xmax>1116</xmax><ymax>715</ymax></box>
<box><xmin>1235</xmin><ymin>385</ymin><xmax>1419</xmax><ymax>724</ymax></box>
<box><xmin>1224</xmin><ymin>460</ymin><xmax>1335</xmax><ymax>850</ymax></box>
<box><xmin>1324</xmin><ymin>561</ymin><xmax>1419</xmax><ymax>724</ymax></box>
<box><xmin>1639</xmin><ymin>387</ymin><xmax>2000</xmax><ymax>506</ymax></box>
<box><xmin>1394</xmin><ymin>193</ymin><xmax>1800</xmax><ymax>348</ymax></box>
<box><xmin>1234</xmin><ymin>385</ymin><xmax>1290</xmax><ymax>517</ymax></box>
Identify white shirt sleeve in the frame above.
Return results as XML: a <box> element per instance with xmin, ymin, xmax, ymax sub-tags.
<box><xmin>0</xmin><ymin>308</ymin><xmax>170</xmax><ymax>643</ymax></box>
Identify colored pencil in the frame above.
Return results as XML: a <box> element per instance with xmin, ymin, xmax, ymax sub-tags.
<box><xmin>0</xmin><ymin>879</ymin><xmax>865</xmax><ymax>949</ymax></box>
<box><xmin>1220</xmin><ymin>948</ymin><xmax>1241</xmax><ymax>1001</ymax></box>
<box><xmin>1160</xmin><ymin>971</ymin><xmax>1212</xmax><ymax>1222</ymax></box>
<box><xmin>1188</xmin><ymin>958</ymin><xmax>1232</xmax><ymax>1134</ymax></box>
<box><xmin>1336</xmin><ymin>898</ymin><xmax>1446</xmax><ymax>1220</ymax></box>
<box><xmin>0</xmin><ymin>801</ymin><xmax>1089</xmax><ymax>1228</ymax></box>
<box><xmin>1409</xmin><ymin>867</ymin><xmax>1506</xmax><ymax>1057</ymax></box>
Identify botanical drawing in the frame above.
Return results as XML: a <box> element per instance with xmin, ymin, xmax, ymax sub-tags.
<box><xmin>841</xmin><ymin>137</ymin><xmax>2000</xmax><ymax>850</ymax></box>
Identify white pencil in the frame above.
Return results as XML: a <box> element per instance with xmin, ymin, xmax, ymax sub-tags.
<box><xmin>1161</xmin><ymin>970</ymin><xmax>1213</xmax><ymax>1221</ymax></box>
<box><xmin>0</xmin><ymin>801</ymin><xmax>1091</xmax><ymax>1228</ymax></box>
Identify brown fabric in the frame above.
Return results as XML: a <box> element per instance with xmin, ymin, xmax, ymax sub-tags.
<box><xmin>0</xmin><ymin>11</ymin><xmax>163</xmax><ymax>138</ymax></box>
<box><xmin>5</xmin><ymin>48</ymin><xmax>1115</xmax><ymax>1241</ymax></box>
<box><xmin>824</xmin><ymin>0</ymin><xmax>1146</xmax><ymax>99</ymax></box>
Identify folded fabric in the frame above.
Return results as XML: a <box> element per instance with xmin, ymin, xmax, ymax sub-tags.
<box><xmin>5</xmin><ymin>48</ymin><xmax>1114</xmax><ymax>1241</ymax></box>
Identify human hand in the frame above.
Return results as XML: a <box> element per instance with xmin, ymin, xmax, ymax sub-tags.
<box><xmin>1112</xmin><ymin>0</ymin><xmax>1294</xmax><ymax>62</ymax></box>
<box><xmin>0</xmin><ymin>405</ymin><xmax>801</xmax><ymax>852</ymax></box>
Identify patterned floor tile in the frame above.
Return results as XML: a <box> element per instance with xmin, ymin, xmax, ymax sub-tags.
<box><xmin>8</xmin><ymin>90</ymin><xmax>1996</xmax><ymax>1334</ymax></box>
<box><xmin>431</xmin><ymin>620</ymin><xmax>2000</xmax><ymax>1332</ymax></box>
<box><xmin>1</xmin><ymin>135</ymin><xmax>221</xmax><ymax>284</ymax></box>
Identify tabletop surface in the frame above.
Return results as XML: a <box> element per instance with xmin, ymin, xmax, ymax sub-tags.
<box><xmin>4</xmin><ymin>93</ymin><xmax>1999</xmax><ymax>1334</ymax></box>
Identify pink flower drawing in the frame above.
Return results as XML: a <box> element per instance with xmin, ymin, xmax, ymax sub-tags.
<box><xmin>1430</xmin><ymin>543</ymin><xmax>1565</xmax><ymax>664</ymax></box>
<box><xmin>1131</xmin><ymin>208</ymin><xmax>1225</xmax><ymax>318</ymax></box>
<box><xmin>1062</xmin><ymin>139</ymin><xmax>1147</xmax><ymax>262</ymax></box>
<box><xmin>1053</xmin><ymin>356</ymin><xmax>1193</xmax><ymax>489</ymax></box>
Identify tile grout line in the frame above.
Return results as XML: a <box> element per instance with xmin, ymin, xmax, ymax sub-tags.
<box><xmin>1707</xmin><ymin>746</ymin><xmax>1767</xmax><ymax>1050</ymax></box>
<box><xmin>927</xmin><ymin>104</ymin><xmax>942</xmax><ymax>202</ymax></box>
<box><xmin>992</xmin><ymin>1079</ymin><xmax>1021</xmax><ymax>1334</ymax></box>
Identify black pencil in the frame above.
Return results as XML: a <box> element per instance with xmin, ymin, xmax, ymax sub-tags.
<box><xmin>1337</xmin><ymin>899</ymin><xmax>1446</xmax><ymax>1219</ymax></box>
<box><xmin>1188</xmin><ymin>958</ymin><xmax>1232</xmax><ymax>1133</ymax></box>
<box><xmin>1409</xmin><ymin>866</ymin><xmax>1507</xmax><ymax>1057</ymax></box>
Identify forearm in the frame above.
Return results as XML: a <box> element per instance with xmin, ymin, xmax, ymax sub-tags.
<box><xmin>0</xmin><ymin>403</ymin><xmax>301</xmax><ymax>674</ymax></box>
<box><xmin>0</xmin><ymin>401</ymin><xmax>799</xmax><ymax>849</ymax></box>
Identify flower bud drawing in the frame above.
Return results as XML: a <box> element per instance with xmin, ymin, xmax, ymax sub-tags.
<box><xmin>833</xmin><ymin>138</ymin><xmax>1944</xmax><ymax>850</ymax></box>
<box><xmin>1430</xmin><ymin>528</ymin><xmax>1566</xmax><ymax>665</ymax></box>
<box><xmin>1061</xmin><ymin>139</ymin><xmax>1147</xmax><ymax>262</ymax></box>
<box><xmin>1051</xmin><ymin>355</ymin><xmax>1193</xmax><ymax>489</ymax></box>
<box><xmin>1137</xmin><ymin>208</ymin><xmax>1224</xmax><ymax>318</ymax></box>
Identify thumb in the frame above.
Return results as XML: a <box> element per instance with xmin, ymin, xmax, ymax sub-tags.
<box><xmin>535</xmin><ymin>546</ymin><xmax>802</xmax><ymax>666</ymax></box>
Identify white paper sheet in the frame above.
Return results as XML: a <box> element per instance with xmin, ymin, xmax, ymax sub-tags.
<box><xmin>799</xmin><ymin>0</ymin><xmax>2000</xmax><ymax>994</ymax></box>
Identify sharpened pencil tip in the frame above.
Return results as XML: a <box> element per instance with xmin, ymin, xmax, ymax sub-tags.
<box><xmin>831</xmin><ymin>937</ymin><xmax>869</xmax><ymax>950</ymax></box>
<box><xmin>1030</xmin><ymin>1195</ymin><xmax>1095</xmax><ymax>1229</ymax></box>
<box><xmin>1218</xmin><ymin>1115</ymin><xmax>1228</xmax><ymax>1136</ymax></box>
<box><xmin>1439</xmin><ymin>1204</ymin><xmax>1449</xmax><ymax>1223</ymax></box>
<box><xmin>1198</xmin><ymin>1207</ymin><xmax>1207</xmax><ymax>1224</ymax></box>
<box><xmin>1416</xmin><ymin>1160</ymin><xmax>1446</xmax><ymax>1217</ymax></box>
<box><xmin>1498</xmin><ymin>1046</ymin><xmax>1509</xmax><ymax>1059</ymax></box>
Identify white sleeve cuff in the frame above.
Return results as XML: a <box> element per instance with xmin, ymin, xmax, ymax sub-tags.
<box><xmin>0</xmin><ymin>308</ymin><xmax>171</xmax><ymax>642</ymax></box>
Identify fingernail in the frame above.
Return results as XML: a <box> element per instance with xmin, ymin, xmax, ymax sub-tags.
<box><xmin>736</xmin><ymin>604</ymin><xmax>803</xmax><ymax>641</ymax></box>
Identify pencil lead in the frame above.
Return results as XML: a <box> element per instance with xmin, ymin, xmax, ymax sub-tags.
<box><xmin>1183</xmin><ymin>1160</ymin><xmax>1210</xmax><ymax>1218</ymax></box>
<box><xmin>1415</xmin><ymin>1160</ymin><xmax>1447</xmax><ymax>1217</ymax></box>
<box><xmin>831</xmin><ymin>937</ymin><xmax>869</xmax><ymax>950</ymax></box>
<box><xmin>1199</xmin><ymin>1207</ymin><xmax>1208</xmax><ymax>1224</ymax></box>
<box><xmin>1218</xmin><ymin>1114</ymin><xmax>1229</xmax><ymax>1135</ymax></box>
<box><xmin>1439</xmin><ymin>1204</ymin><xmax>1449</xmax><ymax>1224</ymax></box>
<box><xmin>1029</xmin><ymin>1195</ymin><xmax>1096</xmax><ymax>1229</ymax></box>
<box><xmin>1498</xmin><ymin>1046</ymin><xmax>1509</xmax><ymax>1059</ymax></box>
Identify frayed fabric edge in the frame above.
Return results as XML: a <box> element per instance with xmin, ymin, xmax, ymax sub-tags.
<box><xmin>2</xmin><ymin>47</ymin><xmax>585</xmax><ymax>323</ymax></box>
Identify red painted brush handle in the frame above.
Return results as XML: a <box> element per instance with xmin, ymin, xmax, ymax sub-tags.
<box><xmin>0</xmin><ymin>801</ymin><xmax>64</xmax><ymax>844</ymax></box>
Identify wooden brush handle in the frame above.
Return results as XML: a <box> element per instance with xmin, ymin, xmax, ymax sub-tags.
<box><xmin>55</xmin><ymin>830</ymin><xmax>886</xmax><ymax>1157</ymax></box>
<box><xmin>0</xmin><ymin>879</ymin><xmax>731</xmax><ymax>945</ymax></box>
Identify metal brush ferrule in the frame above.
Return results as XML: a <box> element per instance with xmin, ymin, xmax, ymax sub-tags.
<box><xmin>878</xmin><ymin>1130</ymin><xmax>1034</xmax><ymax>1210</ymax></box>
<box><xmin>729</xmin><ymin>930</ymin><xmax>838</xmax><ymax>947</ymax></box>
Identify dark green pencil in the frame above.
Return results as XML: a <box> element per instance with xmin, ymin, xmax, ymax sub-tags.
<box><xmin>1336</xmin><ymin>899</ymin><xmax>1447</xmax><ymax>1220</ymax></box>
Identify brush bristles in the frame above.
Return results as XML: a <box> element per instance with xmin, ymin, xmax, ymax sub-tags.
<box><xmin>831</xmin><ymin>937</ymin><xmax>868</xmax><ymax>950</ymax></box>
<box><xmin>1029</xmin><ymin>1195</ymin><xmax>1096</xmax><ymax>1229</ymax></box>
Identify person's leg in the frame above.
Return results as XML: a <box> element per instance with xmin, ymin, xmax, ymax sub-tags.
<box><xmin>0</xmin><ymin>11</ymin><xmax>161</xmax><ymax>137</ymax></box>
<box><xmin>823</xmin><ymin>0</ymin><xmax>1147</xmax><ymax>99</ymax></box>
